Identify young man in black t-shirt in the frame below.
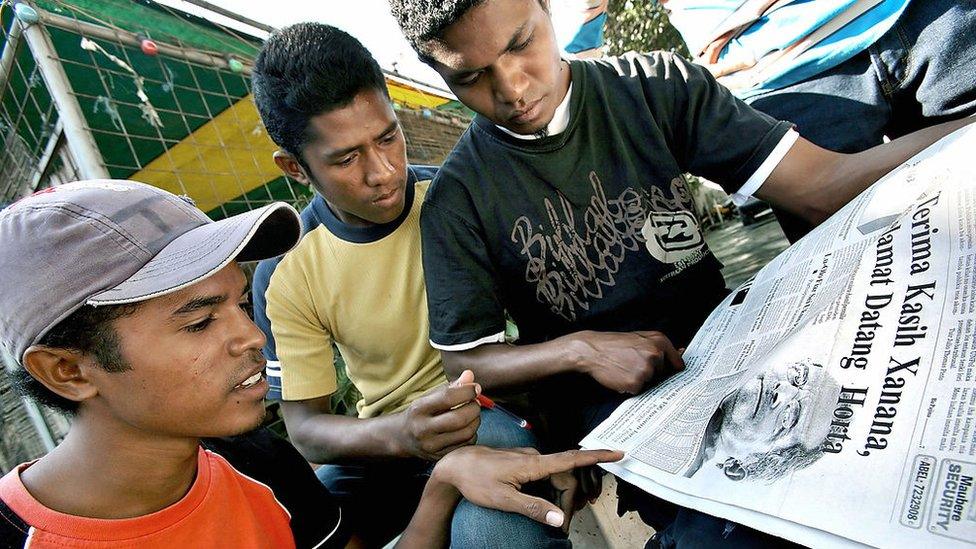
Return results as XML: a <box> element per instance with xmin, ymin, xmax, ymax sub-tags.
<box><xmin>388</xmin><ymin>0</ymin><xmax>974</xmax><ymax>545</ymax></box>
<box><xmin>0</xmin><ymin>180</ymin><xmax>620</xmax><ymax>548</ymax></box>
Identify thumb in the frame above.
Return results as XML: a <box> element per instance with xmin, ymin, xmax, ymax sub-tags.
<box><xmin>502</xmin><ymin>491</ymin><xmax>566</xmax><ymax>528</ymax></box>
<box><xmin>451</xmin><ymin>369</ymin><xmax>475</xmax><ymax>387</ymax></box>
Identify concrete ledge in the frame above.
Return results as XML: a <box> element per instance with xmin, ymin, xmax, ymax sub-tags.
<box><xmin>569</xmin><ymin>476</ymin><xmax>654</xmax><ymax>548</ymax></box>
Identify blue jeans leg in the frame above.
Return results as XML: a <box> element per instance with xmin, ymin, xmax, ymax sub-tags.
<box><xmin>315</xmin><ymin>459</ymin><xmax>429</xmax><ymax>547</ymax></box>
<box><xmin>450</xmin><ymin>407</ymin><xmax>571</xmax><ymax>548</ymax></box>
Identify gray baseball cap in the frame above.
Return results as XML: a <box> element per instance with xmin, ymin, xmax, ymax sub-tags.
<box><xmin>0</xmin><ymin>180</ymin><xmax>301</xmax><ymax>366</ymax></box>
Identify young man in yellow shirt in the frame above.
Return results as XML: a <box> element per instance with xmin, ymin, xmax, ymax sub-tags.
<box><xmin>250</xmin><ymin>23</ymin><xmax>578</xmax><ymax>546</ymax></box>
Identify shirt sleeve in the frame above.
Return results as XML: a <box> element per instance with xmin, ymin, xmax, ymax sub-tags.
<box><xmin>647</xmin><ymin>53</ymin><xmax>793</xmax><ymax>193</ymax></box>
<box><xmin>251</xmin><ymin>258</ymin><xmax>284</xmax><ymax>400</ymax></box>
<box><xmin>421</xmin><ymin>198</ymin><xmax>507</xmax><ymax>349</ymax></box>
<box><xmin>264</xmin><ymin>265</ymin><xmax>337</xmax><ymax>401</ymax></box>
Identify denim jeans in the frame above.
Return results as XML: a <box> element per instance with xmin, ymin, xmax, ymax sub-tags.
<box><xmin>746</xmin><ymin>0</ymin><xmax>976</xmax><ymax>241</ymax></box>
<box><xmin>315</xmin><ymin>407</ymin><xmax>570</xmax><ymax>548</ymax></box>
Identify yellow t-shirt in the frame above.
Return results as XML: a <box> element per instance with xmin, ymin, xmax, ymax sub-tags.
<box><xmin>265</xmin><ymin>176</ymin><xmax>446</xmax><ymax>418</ymax></box>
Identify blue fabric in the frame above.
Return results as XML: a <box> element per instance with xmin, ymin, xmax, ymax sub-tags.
<box><xmin>564</xmin><ymin>12</ymin><xmax>607</xmax><ymax>54</ymax></box>
<box><xmin>664</xmin><ymin>0</ymin><xmax>912</xmax><ymax>98</ymax></box>
<box><xmin>746</xmin><ymin>0</ymin><xmax>976</xmax><ymax>149</ymax></box>
<box><xmin>314</xmin><ymin>408</ymin><xmax>570</xmax><ymax>548</ymax></box>
<box><xmin>744</xmin><ymin>0</ymin><xmax>976</xmax><ymax>241</ymax></box>
<box><xmin>251</xmin><ymin>165</ymin><xmax>439</xmax><ymax>401</ymax></box>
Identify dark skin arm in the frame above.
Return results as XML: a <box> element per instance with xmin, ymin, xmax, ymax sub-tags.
<box><xmin>393</xmin><ymin>447</ymin><xmax>625</xmax><ymax>548</ymax></box>
<box><xmin>283</xmin><ymin>371</ymin><xmax>482</xmax><ymax>463</ymax></box>
<box><xmin>442</xmin><ymin>330</ymin><xmax>685</xmax><ymax>394</ymax></box>
<box><xmin>759</xmin><ymin>116</ymin><xmax>975</xmax><ymax>225</ymax></box>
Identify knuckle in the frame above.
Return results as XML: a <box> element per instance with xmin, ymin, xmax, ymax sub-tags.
<box><xmin>523</xmin><ymin>500</ymin><xmax>544</xmax><ymax>519</ymax></box>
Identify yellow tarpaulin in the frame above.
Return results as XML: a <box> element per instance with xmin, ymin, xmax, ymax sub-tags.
<box><xmin>132</xmin><ymin>80</ymin><xmax>453</xmax><ymax>213</ymax></box>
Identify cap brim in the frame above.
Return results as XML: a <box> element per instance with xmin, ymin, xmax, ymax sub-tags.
<box><xmin>88</xmin><ymin>202</ymin><xmax>301</xmax><ymax>305</ymax></box>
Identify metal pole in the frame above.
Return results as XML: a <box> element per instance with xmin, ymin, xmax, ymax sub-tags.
<box><xmin>19</xmin><ymin>11</ymin><xmax>109</xmax><ymax>180</ymax></box>
<box><xmin>38</xmin><ymin>9</ymin><xmax>253</xmax><ymax>75</ymax></box>
<box><xmin>176</xmin><ymin>0</ymin><xmax>275</xmax><ymax>34</ymax></box>
<box><xmin>21</xmin><ymin>397</ymin><xmax>56</xmax><ymax>452</ymax></box>
<box><xmin>1</xmin><ymin>346</ymin><xmax>57</xmax><ymax>455</ymax></box>
<box><xmin>0</xmin><ymin>16</ymin><xmax>24</xmax><ymax>105</ymax></box>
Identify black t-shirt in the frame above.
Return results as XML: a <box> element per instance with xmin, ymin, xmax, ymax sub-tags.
<box><xmin>0</xmin><ymin>429</ymin><xmax>347</xmax><ymax>549</ymax></box>
<box><xmin>422</xmin><ymin>52</ymin><xmax>792</xmax><ymax>350</ymax></box>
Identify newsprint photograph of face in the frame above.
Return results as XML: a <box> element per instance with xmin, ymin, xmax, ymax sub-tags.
<box><xmin>686</xmin><ymin>359</ymin><xmax>843</xmax><ymax>483</ymax></box>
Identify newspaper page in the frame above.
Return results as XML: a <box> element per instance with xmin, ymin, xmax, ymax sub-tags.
<box><xmin>581</xmin><ymin>124</ymin><xmax>976</xmax><ymax>548</ymax></box>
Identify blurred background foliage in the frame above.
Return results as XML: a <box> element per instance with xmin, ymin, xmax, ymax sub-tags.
<box><xmin>604</xmin><ymin>0</ymin><xmax>688</xmax><ymax>57</ymax></box>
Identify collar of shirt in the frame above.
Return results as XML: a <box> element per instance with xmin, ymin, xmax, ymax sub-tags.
<box><xmin>496</xmin><ymin>82</ymin><xmax>574</xmax><ymax>140</ymax></box>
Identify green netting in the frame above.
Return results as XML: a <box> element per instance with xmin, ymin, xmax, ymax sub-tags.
<box><xmin>35</xmin><ymin>0</ymin><xmax>260</xmax><ymax>57</ymax></box>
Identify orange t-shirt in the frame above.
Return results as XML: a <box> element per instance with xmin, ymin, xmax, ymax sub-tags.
<box><xmin>0</xmin><ymin>448</ymin><xmax>295</xmax><ymax>548</ymax></box>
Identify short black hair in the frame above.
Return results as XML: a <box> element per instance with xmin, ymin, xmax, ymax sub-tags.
<box><xmin>390</xmin><ymin>0</ymin><xmax>486</xmax><ymax>63</ymax></box>
<box><xmin>389</xmin><ymin>0</ymin><xmax>546</xmax><ymax>64</ymax></box>
<box><xmin>252</xmin><ymin>23</ymin><xmax>389</xmax><ymax>158</ymax></box>
<box><xmin>11</xmin><ymin>303</ymin><xmax>138</xmax><ymax>415</ymax></box>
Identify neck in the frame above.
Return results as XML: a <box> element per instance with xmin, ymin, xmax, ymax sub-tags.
<box><xmin>20</xmin><ymin>408</ymin><xmax>201</xmax><ymax>519</ymax></box>
<box><xmin>325</xmin><ymin>200</ymin><xmax>374</xmax><ymax>228</ymax></box>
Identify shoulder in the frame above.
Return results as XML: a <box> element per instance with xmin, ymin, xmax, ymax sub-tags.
<box><xmin>424</xmin><ymin>126</ymin><xmax>485</xmax><ymax>209</ymax></box>
<box><xmin>256</xmin><ymin>197</ymin><xmax>327</xmax><ymax>294</ymax></box>
<box><xmin>203</xmin><ymin>430</ymin><xmax>346</xmax><ymax>548</ymax></box>
<box><xmin>408</xmin><ymin>164</ymin><xmax>439</xmax><ymax>184</ymax></box>
<box><xmin>585</xmin><ymin>52</ymin><xmax>700</xmax><ymax>93</ymax></box>
<box><xmin>253</xmin><ymin>256</ymin><xmax>282</xmax><ymax>298</ymax></box>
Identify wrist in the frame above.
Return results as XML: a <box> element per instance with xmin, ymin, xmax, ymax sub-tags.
<box><xmin>385</xmin><ymin>414</ymin><xmax>411</xmax><ymax>458</ymax></box>
<box><xmin>560</xmin><ymin>331</ymin><xmax>593</xmax><ymax>374</ymax></box>
<box><xmin>427</xmin><ymin>462</ymin><xmax>463</xmax><ymax>502</ymax></box>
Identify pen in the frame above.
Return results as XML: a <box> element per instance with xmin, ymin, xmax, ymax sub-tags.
<box><xmin>475</xmin><ymin>394</ymin><xmax>533</xmax><ymax>430</ymax></box>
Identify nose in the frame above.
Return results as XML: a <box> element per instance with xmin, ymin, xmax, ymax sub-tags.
<box><xmin>364</xmin><ymin>147</ymin><xmax>397</xmax><ymax>189</ymax></box>
<box><xmin>229</xmin><ymin>308</ymin><xmax>266</xmax><ymax>357</ymax></box>
<box><xmin>492</xmin><ymin>56</ymin><xmax>528</xmax><ymax>106</ymax></box>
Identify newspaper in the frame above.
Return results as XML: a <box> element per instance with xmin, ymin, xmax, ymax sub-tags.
<box><xmin>581</xmin><ymin>124</ymin><xmax>976</xmax><ymax>548</ymax></box>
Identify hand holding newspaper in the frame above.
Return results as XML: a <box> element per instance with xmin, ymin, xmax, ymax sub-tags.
<box><xmin>582</xmin><ymin>125</ymin><xmax>976</xmax><ymax>548</ymax></box>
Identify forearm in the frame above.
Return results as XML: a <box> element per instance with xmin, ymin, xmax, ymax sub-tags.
<box><xmin>394</xmin><ymin>476</ymin><xmax>461</xmax><ymax>549</ymax></box>
<box><xmin>442</xmin><ymin>332</ymin><xmax>587</xmax><ymax>391</ymax></box>
<box><xmin>285</xmin><ymin>411</ymin><xmax>406</xmax><ymax>463</ymax></box>
<box><xmin>812</xmin><ymin>116</ymin><xmax>975</xmax><ymax>224</ymax></box>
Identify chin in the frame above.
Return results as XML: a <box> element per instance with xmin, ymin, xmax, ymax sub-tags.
<box><xmin>373</xmin><ymin>204</ymin><xmax>405</xmax><ymax>224</ymax></box>
<box><xmin>225</xmin><ymin>412</ymin><xmax>268</xmax><ymax>437</ymax></box>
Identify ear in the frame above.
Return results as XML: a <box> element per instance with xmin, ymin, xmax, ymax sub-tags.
<box><xmin>273</xmin><ymin>150</ymin><xmax>311</xmax><ymax>186</ymax></box>
<box><xmin>22</xmin><ymin>346</ymin><xmax>99</xmax><ymax>405</ymax></box>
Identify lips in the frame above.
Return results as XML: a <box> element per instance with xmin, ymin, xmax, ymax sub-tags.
<box><xmin>233</xmin><ymin>359</ymin><xmax>267</xmax><ymax>391</ymax></box>
<box><xmin>508</xmin><ymin>97</ymin><xmax>543</xmax><ymax>126</ymax></box>
<box><xmin>373</xmin><ymin>187</ymin><xmax>400</xmax><ymax>204</ymax></box>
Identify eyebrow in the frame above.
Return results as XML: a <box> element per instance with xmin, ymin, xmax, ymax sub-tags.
<box><xmin>502</xmin><ymin>22</ymin><xmax>531</xmax><ymax>55</ymax></box>
<box><xmin>451</xmin><ymin>22</ymin><xmax>531</xmax><ymax>76</ymax></box>
<box><xmin>171</xmin><ymin>295</ymin><xmax>227</xmax><ymax>317</ymax></box>
<box><xmin>324</xmin><ymin>121</ymin><xmax>399</xmax><ymax>160</ymax></box>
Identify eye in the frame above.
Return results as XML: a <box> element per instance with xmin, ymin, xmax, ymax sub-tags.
<box><xmin>336</xmin><ymin>154</ymin><xmax>356</xmax><ymax>167</ymax></box>
<box><xmin>788</xmin><ymin>363</ymin><xmax>809</xmax><ymax>388</ymax></box>
<box><xmin>380</xmin><ymin>130</ymin><xmax>398</xmax><ymax>144</ymax></box>
<box><xmin>510</xmin><ymin>36</ymin><xmax>532</xmax><ymax>52</ymax></box>
<box><xmin>779</xmin><ymin>401</ymin><xmax>802</xmax><ymax>433</ymax></box>
<box><xmin>454</xmin><ymin>71</ymin><xmax>483</xmax><ymax>87</ymax></box>
<box><xmin>185</xmin><ymin>315</ymin><xmax>215</xmax><ymax>333</ymax></box>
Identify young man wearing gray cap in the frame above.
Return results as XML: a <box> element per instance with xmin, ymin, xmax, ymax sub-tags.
<box><xmin>0</xmin><ymin>180</ymin><xmax>620</xmax><ymax>548</ymax></box>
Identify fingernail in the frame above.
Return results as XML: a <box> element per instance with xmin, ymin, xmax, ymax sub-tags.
<box><xmin>475</xmin><ymin>383</ymin><xmax>482</xmax><ymax>395</ymax></box>
<box><xmin>545</xmin><ymin>510</ymin><xmax>564</xmax><ymax>527</ymax></box>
